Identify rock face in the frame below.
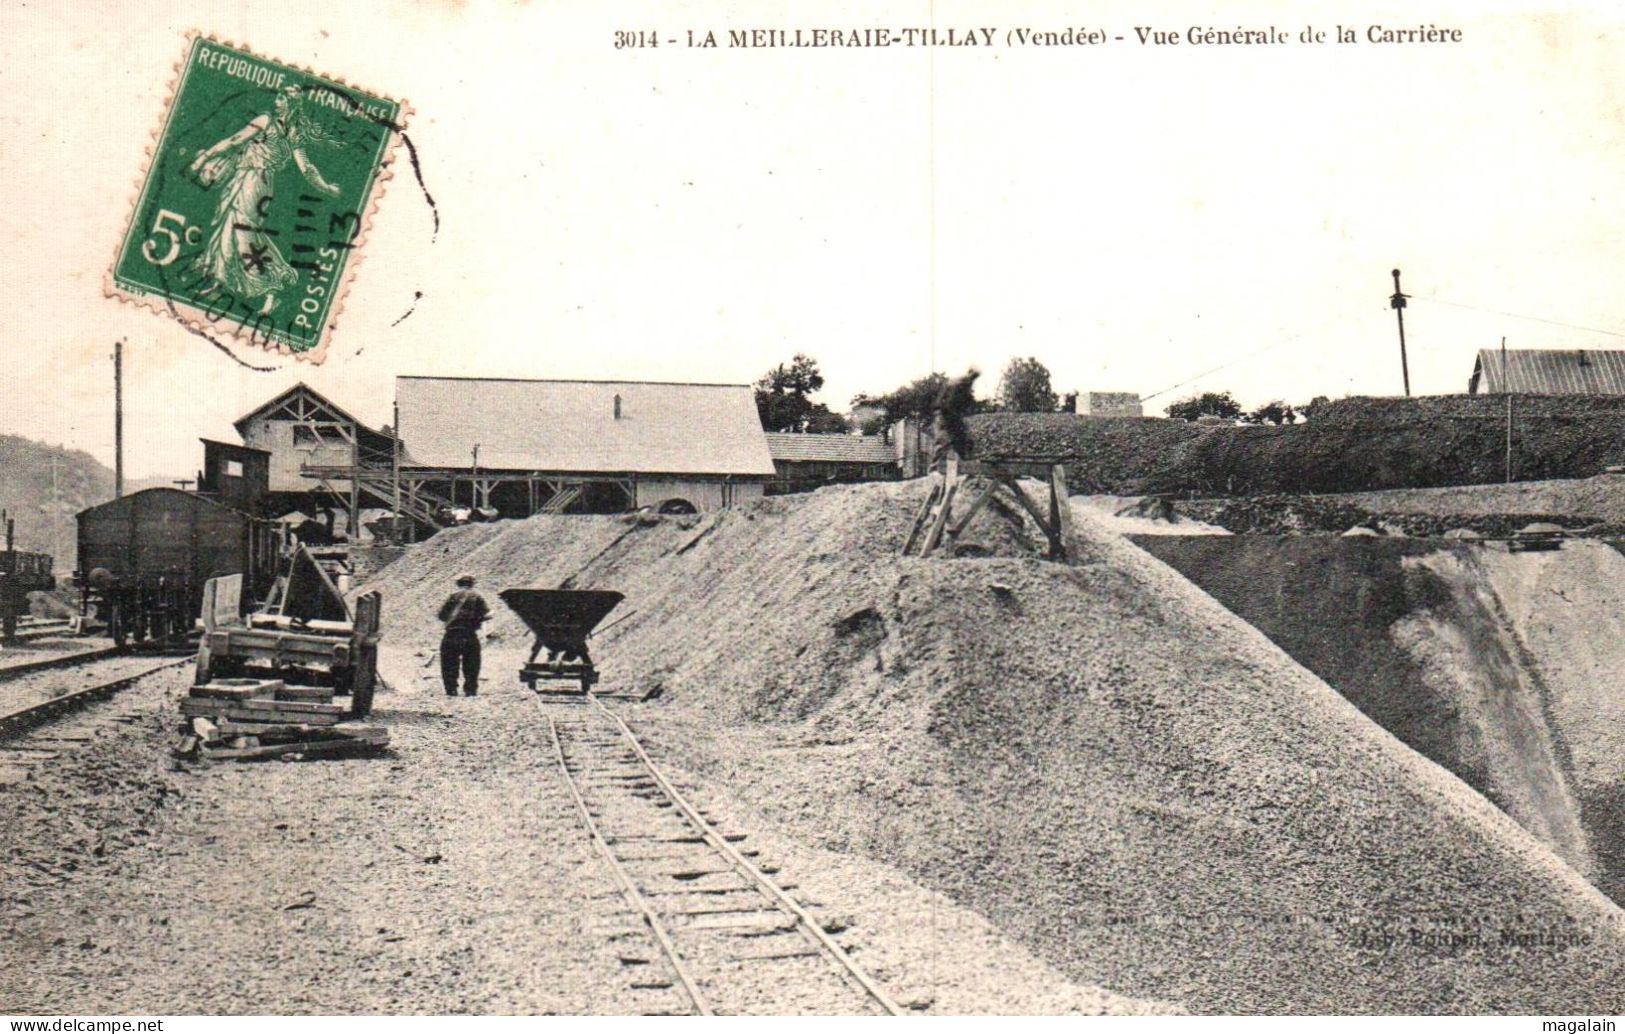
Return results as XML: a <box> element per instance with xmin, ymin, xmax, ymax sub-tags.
<box><xmin>365</xmin><ymin>481</ymin><xmax>1625</xmax><ymax>1014</ymax></box>
<box><xmin>1138</xmin><ymin>534</ymin><xmax>1625</xmax><ymax>909</ymax></box>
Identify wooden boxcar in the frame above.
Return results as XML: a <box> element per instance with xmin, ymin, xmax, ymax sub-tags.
<box><xmin>1</xmin><ymin>547</ymin><xmax>55</xmax><ymax>640</ymax></box>
<box><xmin>75</xmin><ymin>488</ymin><xmax>278</xmax><ymax>645</ymax></box>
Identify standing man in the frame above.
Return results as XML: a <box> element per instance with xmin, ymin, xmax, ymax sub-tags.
<box><xmin>438</xmin><ymin>574</ymin><xmax>490</xmax><ymax>697</ymax></box>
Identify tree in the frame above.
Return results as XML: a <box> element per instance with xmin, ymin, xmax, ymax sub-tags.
<box><xmin>1165</xmin><ymin>391</ymin><xmax>1242</xmax><ymax>422</ymax></box>
<box><xmin>996</xmin><ymin>357</ymin><xmax>1059</xmax><ymax>413</ymax></box>
<box><xmin>852</xmin><ymin>372</ymin><xmax>949</xmax><ymax>427</ymax></box>
<box><xmin>754</xmin><ymin>354</ymin><xmax>823</xmax><ymax>432</ymax></box>
<box><xmin>1240</xmin><ymin>400</ymin><xmax>1298</xmax><ymax>426</ymax></box>
<box><xmin>804</xmin><ymin>406</ymin><xmax>851</xmax><ymax>434</ymax></box>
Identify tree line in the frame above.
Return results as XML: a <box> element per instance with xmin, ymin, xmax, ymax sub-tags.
<box><xmin>755</xmin><ymin>354</ymin><xmax>1315</xmax><ymax>432</ymax></box>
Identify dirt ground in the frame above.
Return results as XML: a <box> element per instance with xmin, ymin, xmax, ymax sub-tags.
<box><xmin>0</xmin><ymin>649</ymin><xmax>1155</xmax><ymax>1015</ymax></box>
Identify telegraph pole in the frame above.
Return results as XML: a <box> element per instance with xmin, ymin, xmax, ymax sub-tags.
<box><xmin>391</xmin><ymin>401</ymin><xmax>402</xmax><ymax>543</ymax></box>
<box><xmin>1503</xmin><ymin>336</ymin><xmax>1513</xmax><ymax>484</ymax></box>
<box><xmin>113</xmin><ymin>339</ymin><xmax>125</xmax><ymax>498</ymax></box>
<box><xmin>1389</xmin><ymin>269</ymin><xmax>1411</xmax><ymax>397</ymax></box>
<box><xmin>51</xmin><ymin>454</ymin><xmax>61</xmax><ymax>560</ymax></box>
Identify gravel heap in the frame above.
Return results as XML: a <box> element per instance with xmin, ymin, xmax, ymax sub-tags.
<box><xmin>362</xmin><ymin>480</ymin><xmax>1625</xmax><ymax>1013</ymax></box>
<box><xmin>965</xmin><ymin>397</ymin><xmax>1625</xmax><ymax>497</ymax></box>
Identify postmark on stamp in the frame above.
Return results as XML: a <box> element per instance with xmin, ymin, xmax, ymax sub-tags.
<box><xmin>108</xmin><ymin>35</ymin><xmax>406</xmax><ymax>362</ymax></box>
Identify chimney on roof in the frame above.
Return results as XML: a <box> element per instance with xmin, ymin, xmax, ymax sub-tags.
<box><xmin>613</xmin><ymin>393</ymin><xmax>623</xmax><ymax>420</ymax></box>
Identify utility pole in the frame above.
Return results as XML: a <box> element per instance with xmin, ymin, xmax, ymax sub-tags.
<box><xmin>3</xmin><ymin>511</ymin><xmax>15</xmax><ymax>644</ymax></box>
<box><xmin>391</xmin><ymin>401</ymin><xmax>402</xmax><ymax>543</ymax></box>
<box><xmin>1390</xmin><ymin>269</ymin><xmax>1411</xmax><ymax>397</ymax></box>
<box><xmin>50</xmin><ymin>454</ymin><xmax>61</xmax><ymax>561</ymax></box>
<box><xmin>1503</xmin><ymin>336</ymin><xmax>1513</xmax><ymax>484</ymax></box>
<box><xmin>113</xmin><ymin>339</ymin><xmax>124</xmax><ymax>497</ymax></box>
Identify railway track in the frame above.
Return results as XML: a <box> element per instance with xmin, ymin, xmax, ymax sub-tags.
<box><xmin>0</xmin><ymin>645</ymin><xmax>123</xmax><ymax>682</ymax></box>
<box><xmin>0</xmin><ymin>654</ymin><xmax>190</xmax><ymax>742</ymax></box>
<box><xmin>545</xmin><ymin>695</ymin><xmax>903</xmax><ymax>1016</ymax></box>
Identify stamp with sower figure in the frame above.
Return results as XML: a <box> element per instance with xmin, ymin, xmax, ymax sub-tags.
<box><xmin>108</xmin><ymin>35</ymin><xmax>406</xmax><ymax>362</ymax></box>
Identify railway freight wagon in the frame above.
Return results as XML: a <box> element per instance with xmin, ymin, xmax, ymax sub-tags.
<box><xmin>75</xmin><ymin>488</ymin><xmax>278</xmax><ymax>646</ymax></box>
<box><xmin>1</xmin><ymin>547</ymin><xmax>54</xmax><ymax>641</ymax></box>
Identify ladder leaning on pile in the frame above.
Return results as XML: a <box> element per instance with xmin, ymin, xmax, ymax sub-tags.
<box><xmin>901</xmin><ymin>457</ymin><xmax>1075</xmax><ymax>560</ymax></box>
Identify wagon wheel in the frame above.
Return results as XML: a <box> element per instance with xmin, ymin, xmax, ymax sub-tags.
<box><xmin>349</xmin><ymin>644</ymin><xmax>378</xmax><ymax>718</ymax></box>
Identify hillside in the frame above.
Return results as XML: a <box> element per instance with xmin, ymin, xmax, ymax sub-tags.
<box><xmin>0</xmin><ymin>435</ymin><xmax>171</xmax><ymax>566</ymax></box>
<box><xmin>361</xmin><ymin>482</ymin><xmax>1625</xmax><ymax>1013</ymax></box>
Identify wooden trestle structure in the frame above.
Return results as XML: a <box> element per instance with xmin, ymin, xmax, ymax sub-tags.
<box><xmin>901</xmin><ymin>458</ymin><xmax>1075</xmax><ymax>560</ymax></box>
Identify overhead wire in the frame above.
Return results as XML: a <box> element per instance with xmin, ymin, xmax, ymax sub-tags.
<box><xmin>1409</xmin><ymin>295</ymin><xmax>1625</xmax><ymax>340</ymax></box>
<box><xmin>1140</xmin><ymin>303</ymin><xmax>1370</xmax><ymax>403</ymax></box>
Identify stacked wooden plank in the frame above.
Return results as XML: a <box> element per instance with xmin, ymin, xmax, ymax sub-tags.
<box><xmin>175</xmin><ymin>677</ymin><xmax>389</xmax><ymax>761</ymax></box>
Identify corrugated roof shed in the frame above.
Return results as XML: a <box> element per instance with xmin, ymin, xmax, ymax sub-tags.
<box><xmin>1470</xmin><ymin>349</ymin><xmax>1625</xmax><ymax>395</ymax></box>
<box><xmin>763</xmin><ymin>432</ymin><xmax>896</xmax><ymax>465</ymax></box>
<box><xmin>395</xmin><ymin>377</ymin><xmax>776</xmax><ymax>477</ymax></box>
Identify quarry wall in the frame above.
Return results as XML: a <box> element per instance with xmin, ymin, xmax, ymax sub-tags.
<box><xmin>1136</xmin><ymin>535</ymin><xmax>1625</xmax><ymax>905</ymax></box>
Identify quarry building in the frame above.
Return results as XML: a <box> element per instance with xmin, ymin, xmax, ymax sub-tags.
<box><xmin>228</xmin><ymin>378</ymin><xmax>797</xmax><ymax>534</ymax></box>
<box><xmin>1469</xmin><ymin>347</ymin><xmax>1625</xmax><ymax>395</ymax></box>
<box><xmin>762</xmin><ymin>431</ymin><xmax>899</xmax><ymax>494</ymax></box>
<box><xmin>392</xmin><ymin>376</ymin><xmax>776</xmax><ymax>517</ymax></box>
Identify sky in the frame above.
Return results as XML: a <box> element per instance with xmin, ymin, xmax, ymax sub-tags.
<box><xmin>2</xmin><ymin>0</ymin><xmax>1623</xmax><ymax>478</ymax></box>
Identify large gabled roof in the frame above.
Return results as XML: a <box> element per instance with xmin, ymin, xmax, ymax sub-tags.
<box><xmin>1470</xmin><ymin>348</ymin><xmax>1625</xmax><ymax>395</ymax></box>
<box><xmin>763</xmin><ymin>432</ymin><xmax>896</xmax><ymax>465</ymax></box>
<box><xmin>232</xmin><ymin>382</ymin><xmax>378</xmax><ymax>436</ymax></box>
<box><xmin>394</xmin><ymin>376</ymin><xmax>776</xmax><ymax>477</ymax></box>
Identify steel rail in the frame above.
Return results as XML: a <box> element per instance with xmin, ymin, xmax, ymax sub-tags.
<box><xmin>0</xmin><ymin>657</ymin><xmax>190</xmax><ymax>740</ymax></box>
<box><xmin>0</xmin><ymin>646</ymin><xmax>122</xmax><ymax>683</ymax></box>
<box><xmin>587</xmin><ymin>695</ymin><xmax>905</xmax><ymax>1017</ymax></box>
<box><xmin>545</xmin><ymin>714</ymin><xmax>714</xmax><ymax>1016</ymax></box>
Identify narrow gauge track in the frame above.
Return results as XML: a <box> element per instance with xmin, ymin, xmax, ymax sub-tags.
<box><xmin>0</xmin><ymin>654</ymin><xmax>190</xmax><ymax>741</ymax></box>
<box><xmin>545</xmin><ymin>695</ymin><xmax>903</xmax><ymax>1016</ymax></box>
<box><xmin>0</xmin><ymin>646</ymin><xmax>123</xmax><ymax>682</ymax></box>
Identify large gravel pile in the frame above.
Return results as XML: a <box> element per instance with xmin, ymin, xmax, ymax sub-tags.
<box><xmin>362</xmin><ymin>481</ymin><xmax>1625</xmax><ymax>1013</ymax></box>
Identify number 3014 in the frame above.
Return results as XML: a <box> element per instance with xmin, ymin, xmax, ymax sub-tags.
<box><xmin>613</xmin><ymin>30</ymin><xmax>659</xmax><ymax>48</ymax></box>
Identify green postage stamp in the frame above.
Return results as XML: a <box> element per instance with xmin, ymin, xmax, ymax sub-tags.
<box><xmin>108</xmin><ymin>35</ymin><xmax>405</xmax><ymax>361</ymax></box>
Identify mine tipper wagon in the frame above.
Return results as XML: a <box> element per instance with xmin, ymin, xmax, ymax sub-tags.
<box><xmin>500</xmin><ymin>588</ymin><xmax>624</xmax><ymax>695</ymax></box>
